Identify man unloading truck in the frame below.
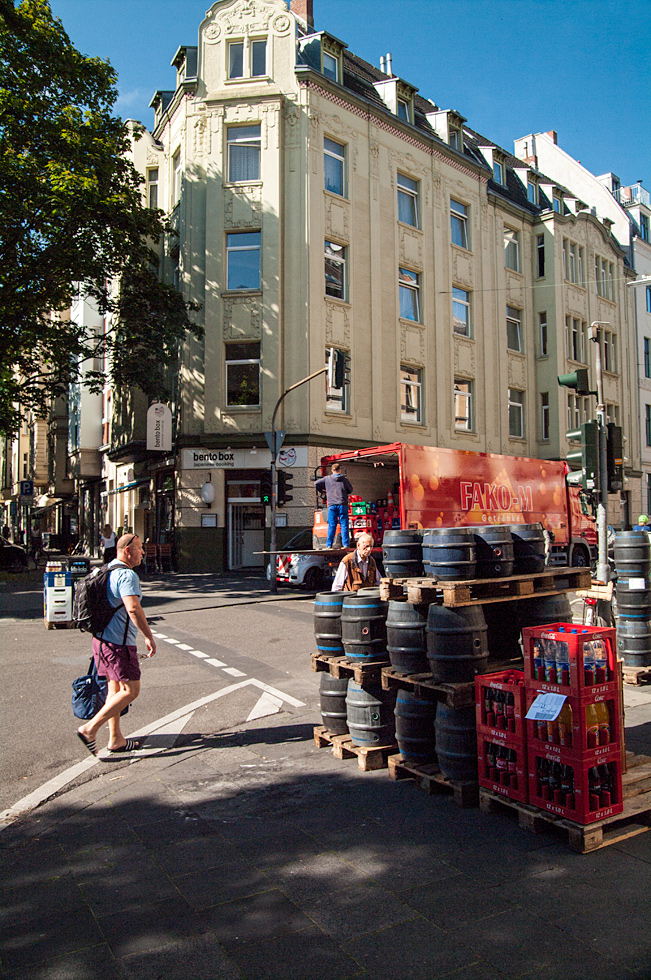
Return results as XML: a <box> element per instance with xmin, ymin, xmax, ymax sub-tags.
<box><xmin>314</xmin><ymin>462</ymin><xmax>353</xmax><ymax>549</ymax></box>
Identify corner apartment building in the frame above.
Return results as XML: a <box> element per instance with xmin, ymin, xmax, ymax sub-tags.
<box><xmin>51</xmin><ymin>0</ymin><xmax>638</xmax><ymax>570</ymax></box>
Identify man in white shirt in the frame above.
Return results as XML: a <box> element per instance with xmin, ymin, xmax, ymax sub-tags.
<box><xmin>331</xmin><ymin>532</ymin><xmax>382</xmax><ymax>592</ymax></box>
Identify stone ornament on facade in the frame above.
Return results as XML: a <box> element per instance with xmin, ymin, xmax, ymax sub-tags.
<box><xmin>400</xmin><ymin>324</ymin><xmax>425</xmax><ymax>364</ymax></box>
<box><xmin>203</xmin><ymin>0</ymin><xmax>289</xmax><ymax>42</ymax></box>
<box><xmin>224</xmin><ymin>184</ymin><xmax>263</xmax><ymax>228</ymax></box>
<box><xmin>454</xmin><ymin>338</ymin><xmax>476</xmax><ymax>376</ymax></box>
<box><xmin>222</xmin><ymin>296</ymin><xmax>262</xmax><ymax>340</ymax></box>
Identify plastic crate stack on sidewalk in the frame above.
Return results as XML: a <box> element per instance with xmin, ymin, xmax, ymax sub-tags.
<box><xmin>522</xmin><ymin>623</ymin><xmax>623</xmax><ymax>825</ymax></box>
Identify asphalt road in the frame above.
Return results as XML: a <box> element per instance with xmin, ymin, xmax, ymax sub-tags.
<box><xmin>0</xmin><ymin>575</ymin><xmax>319</xmax><ymax>812</ymax></box>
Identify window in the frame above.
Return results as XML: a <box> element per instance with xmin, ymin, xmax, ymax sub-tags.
<box><xmin>504</xmin><ymin>228</ymin><xmax>520</xmax><ymax>271</ymax></box>
<box><xmin>228</xmin><ymin>41</ymin><xmax>244</xmax><ymax>78</ymax></box>
<box><xmin>506</xmin><ymin>306</ymin><xmax>522</xmax><ymax>353</ymax></box>
<box><xmin>553</xmin><ymin>194</ymin><xmax>563</xmax><ymax>213</ymax></box>
<box><xmin>603</xmin><ymin>330</ymin><xmax>617</xmax><ymax>372</ymax></box>
<box><xmin>172</xmin><ymin>150</ymin><xmax>182</xmax><ymax>205</ymax></box>
<box><xmin>227</xmin><ymin>125</ymin><xmax>261</xmax><ymax>182</ymax></box>
<box><xmin>645</xmin><ymin>338</ymin><xmax>651</xmax><ymax>378</ymax></box>
<box><xmin>647</xmin><ymin>286</ymin><xmax>651</xmax><ymax>314</ymax></box>
<box><xmin>606</xmin><ymin>403</ymin><xmax>620</xmax><ymax>425</ymax></box>
<box><xmin>397</xmin><ymin>98</ymin><xmax>410</xmax><ymax>122</ymax></box>
<box><xmin>397</xmin><ymin>173</ymin><xmax>419</xmax><ymax>227</ymax></box>
<box><xmin>147</xmin><ymin>168</ymin><xmax>158</xmax><ymax>210</ymax></box>
<box><xmin>563</xmin><ymin>239</ymin><xmax>569</xmax><ymax>280</ymax></box>
<box><xmin>509</xmin><ymin>389</ymin><xmax>524</xmax><ymax>438</ymax></box>
<box><xmin>251</xmin><ymin>39</ymin><xmax>267</xmax><ymax>76</ymax></box>
<box><xmin>226</xmin><ymin>231</ymin><xmax>261</xmax><ymax>290</ymax></box>
<box><xmin>539</xmin><ymin>313</ymin><xmax>548</xmax><ymax>357</ymax></box>
<box><xmin>641</xmin><ymin>214</ymin><xmax>649</xmax><ymax>242</ymax></box>
<box><xmin>537</xmin><ymin>234</ymin><xmax>545</xmax><ymax>278</ymax></box>
<box><xmin>493</xmin><ymin>160</ymin><xmax>504</xmax><ymax>185</ymax></box>
<box><xmin>449</xmin><ymin>129</ymin><xmax>461</xmax><ymax>151</ymax></box>
<box><xmin>324</xmin><ymin>137</ymin><xmax>345</xmax><ymax>196</ymax></box>
<box><xmin>601</xmin><ymin>259</ymin><xmax>608</xmax><ymax>299</ymax></box>
<box><xmin>569</xmin><ymin>243</ymin><xmax>577</xmax><ymax>283</ymax></box>
<box><xmin>578</xmin><ymin>247</ymin><xmax>585</xmax><ymax>286</ymax></box>
<box><xmin>527</xmin><ymin>181</ymin><xmax>538</xmax><ymax>205</ymax></box>
<box><xmin>322</xmin><ymin>51</ymin><xmax>339</xmax><ymax>82</ymax></box>
<box><xmin>399</xmin><ymin>267</ymin><xmax>420</xmax><ymax>321</ymax></box>
<box><xmin>228</xmin><ymin>38</ymin><xmax>266</xmax><ymax>79</ymax></box>
<box><xmin>453</xmin><ymin>287</ymin><xmax>471</xmax><ymax>336</ymax></box>
<box><xmin>567</xmin><ymin>393</ymin><xmax>589</xmax><ymax>430</ymax></box>
<box><xmin>400</xmin><ymin>366</ymin><xmax>422</xmax><ymax>423</ymax></box>
<box><xmin>646</xmin><ymin>405</ymin><xmax>651</xmax><ymax>448</ymax></box>
<box><xmin>454</xmin><ymin>380</ymin><xmax>472</xmax><ymax>430</ymax></box>
<box><xmin>566</xmin><ymin>317</ymin><xmax>586</xmax><ymax>363</ymax></box>
<box><xmin>595</xmin><ymin>256</ymin><xmax>601</xmax><ymax>295</ymax></box>
<box><xmin>225</xmin><ymin>342</ymin><xmax>260</xmax><ymax>407</ymax></box>
<box><xmin>450</xmin><ymin>199</ymin><xmax>469</xmax><ymax>249</ymax></box>
<box><xmin>541</xmin><ymin>393</ymin><xmax>550</xmax><ymax>441</ymax></box>
<box><xmin>325</xmin><ymin>347</ymin><xmax>349</xmax><ymax>413</ymax></box>
<box><xmin>325</xmin><ymin>241</ymin><xmax>346</xmax><ymax>300</ymax></box>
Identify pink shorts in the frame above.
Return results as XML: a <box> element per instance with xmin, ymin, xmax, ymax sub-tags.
<box><xmin>93</xmin><ymin>637</ymin><xmax>141</xmax><ymax>682</ymax></box>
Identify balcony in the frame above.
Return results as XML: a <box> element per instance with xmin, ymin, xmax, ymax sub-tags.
<box><xmin>617</xmin><ymin>183</ymin><xmax>651</xmax><ymax>209</ymax></box>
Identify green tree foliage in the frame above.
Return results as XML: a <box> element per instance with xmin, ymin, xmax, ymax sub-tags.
<box><xmin>0</xmin><ymin>0</ymin><xmax>201</xmax><ymax>434</ymax></box>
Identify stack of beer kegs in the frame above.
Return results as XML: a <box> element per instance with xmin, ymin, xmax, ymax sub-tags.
<box><xmin>614</xmin><ymin>530</ymin><xmax>651</xmax><ymax>667</ymax></box>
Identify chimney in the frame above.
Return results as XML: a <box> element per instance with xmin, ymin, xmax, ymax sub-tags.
<box><xmin>546</xmin><ymin>130</ymin><xmax>558</xmax><ymax>145</ymax></box>
<box><xmin>290</xmin><ymin>0</ymin><xmax>314</xmax><ymax>28</ymax></box>
<box><xmin>386</xmin><ymin>52</ymin><xmax>393</xmax><ymax>75</ymax></box>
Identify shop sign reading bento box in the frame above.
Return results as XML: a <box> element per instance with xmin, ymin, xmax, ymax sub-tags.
<box><xmin>182</xmin><ymin>447</ymin><xmax>307</xmax><ymax>469</ymax></box>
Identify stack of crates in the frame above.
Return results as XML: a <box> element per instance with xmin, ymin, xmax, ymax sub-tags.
<box><xmin>475</xmin><ymin>670</ymin><xmax>529</xmax><ymax>803</ymax></box>
<box><xmin>522</xmin><ymin>623</ymin><xmax>623</xmax><ymax>825</ymax></box>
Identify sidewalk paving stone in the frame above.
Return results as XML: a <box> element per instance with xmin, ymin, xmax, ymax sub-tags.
<box><xmin>221</xmin><ymin>924</ymin><xmax>365</xmax><ymax>980</ymax></box>
<box><xmin>119</xmin><ymin>933</ymin><xmax>244</xmax><ymax>980</ymax></box>
<box><xmin>200</xmin><ymin>887</ymin><xmax>316</xmax><ymax>943</ymax></box>
<box><xmin>340</xmin><ymin>917</ymin><xmax>477</xmax><ymax>979</ymax></box>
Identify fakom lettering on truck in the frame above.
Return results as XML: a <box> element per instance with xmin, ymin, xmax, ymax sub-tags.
<box><xmin>315</xmin><ymin>444</ymin><xmax>596</xmax><ymax>567</ymax></box>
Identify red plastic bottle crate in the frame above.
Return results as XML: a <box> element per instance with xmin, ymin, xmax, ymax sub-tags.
<box><xmin>525</xmin><ymin>689</ymin><xmax>621</xmax><ymax>765</ymax></box>
<box><xmin>522</xmin><ymin>623</ymin><xmax>618</xmax><ymax>699</ymax></box>
<box><xmin>475</xmin><ymin>670</ymin><xmax>527</xmax><ymax>742</ymax></box>
<box><xmin>478</xmin><ymin>735</ymin><xmax>528</xmax><ymax>803</ymax></box>
<box><xmin>527</xmin><ymin>746</ymin><xmax>623</xmax><ymax>825</ymax></box>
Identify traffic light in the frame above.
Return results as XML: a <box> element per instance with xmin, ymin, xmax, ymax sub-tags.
<box><xmin>260</xmin><ymin>469</ymin><xmax>272</xmax><ymax>506</ymax></box>
<box><xmin>566</xmin><ymin>420</ymin><xmax>599</xmax><ymax>490</ymax></box>
<box><xmin>558</xmin><ymin>368</ymin><xmax>591</xmax><ymax>396</ymax></box>
<box><xmin>607</xmin><ymin>423</ymin><xmax>624</xmax><ymax>492</ymax></box>
<box><xmin>277</xmin><ymin>469</ymin><xmax>294</xmax><ymax>506</ymax></box>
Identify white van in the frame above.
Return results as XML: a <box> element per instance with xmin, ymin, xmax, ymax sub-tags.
<box><xmin>266</xmin><ymin>528</ymin><xmax>337</xmax><ymax>590</ymax></box>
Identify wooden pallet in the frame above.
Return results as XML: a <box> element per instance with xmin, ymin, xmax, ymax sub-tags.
<box><xmin>387</xmin><ymin>754</ymin><xmax>479</xmax><ymax>808</ymax></box>
<box><xmin>380</xmin><ymin>567</ymin><xmax>591</xmax><ymax>607</ymax></box>
<box><xmin>622</xmin><ymin>664</ymin><xmax>651</xmax><ymax>686</ymax></box>
<box><xmin>479</xmin><ymin>753</ymin><xmax>651</xmax><ymax>853</ymax></box>
<box><xmin>311</xmin><ymin>652</ymin><xmax>389</xmax><ymax>683</ymax></box>
<box><xmin>313</xmin><ymin>725</ymin><xmax>397</xmax><ymax>771</ymax></box>
<box><xmin>380</xmin><ymin>666</ymin><xmax>476</xmax><ymax>708</ymax></box>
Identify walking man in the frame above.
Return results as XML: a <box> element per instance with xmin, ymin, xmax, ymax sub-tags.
<box><xmin>331</xmin><ymin>532</ymin><xmax>382</xmax><ymax>591</ymax></box>
<box><xmin>314</xmin><ymin>462</ymin><xmax>353</xmax><ymax>549</ymax></box>
<box><xmin>76</xmin><ymin>533</ymin><xmax>156</xmax><ymax>756</ymax></box>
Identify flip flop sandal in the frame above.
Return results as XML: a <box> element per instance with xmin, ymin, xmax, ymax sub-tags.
<box><xmin>107</xmin><ymin>738</ymin><xmax>141</xmax><ymax>754</ymax></box>
<box><xmin>77</xmin><ymin>731</ymin><xmax>96</xmax><ymax>756</ymax></box>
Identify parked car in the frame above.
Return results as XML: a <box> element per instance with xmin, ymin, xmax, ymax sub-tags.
<box><xmin>266</xmin><ymin>528</ymin><xmax>337</xmax><ymax>590</ymax></box>
<box><xmin>0</xmin><ymin>535</ymin><xmax>28</xmax><ymax>571</ymax></box>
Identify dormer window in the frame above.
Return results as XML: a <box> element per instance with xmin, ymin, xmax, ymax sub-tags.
<box><xmin>228</xmin><ymin>37</ymin><xmax>267</xmax><ymax>80</ymax></box>
<box><xmin>322</xmin><ymin>51</ymin><xmax>339</xmax><ymax>82</ymax></box>
<box><xmin>553</xmin><ymin>193</ymin><xmax>563</xmax><ymax>213</ymax></box>
<box><xmin>493</xmin><ymin>160</ymin><xmax>505</xmax><ymax>185</ymax></box>
<box><xmin>449</xmin><ymin>128</ymin><xmax>461</xmax><ymax>151</ymax></box>
<box><xmin>397</xmin><ymin>98</ymin><xmax>409</xmax><ymax>122</ymax></box>
<box><xmin>527</xmin><ymin>180</ymin><xmax>538</xmax><ymax>205</ymax></box>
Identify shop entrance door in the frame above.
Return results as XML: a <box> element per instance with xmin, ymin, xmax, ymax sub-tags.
<box><xmin>228</xmin><ymin>504</ymin><xmax>265</xmax><ymax>569</ymax></box>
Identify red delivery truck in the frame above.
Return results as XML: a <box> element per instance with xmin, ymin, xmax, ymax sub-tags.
<box><xmin>314</xmin><ymin>443</ymin><xmax>596</xmax><ymax>567</ymax></box>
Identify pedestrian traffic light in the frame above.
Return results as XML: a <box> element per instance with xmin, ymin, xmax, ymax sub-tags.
<box><xmin>606</xmin><ymin>422</ymin><xmax>624</xmax><ymax>492</ymax></box>
<box><xmin>277</xmin><ymin>469</ymin><xmax>294</xmax><ymax>506</ymax></box>
<box><xmin>558</xmin><ymin>368</ymin><xmax>591</xmax><ymax>396</ymax></box>
<box><xmin>260</xmin><ymin>470</ymin><xmax>272</xmax><ymax>506</ymax></box>
<box><xmin>565</xmin><ymin>420</ymin><xmax>599</xmax><ymax>489</ymax></box>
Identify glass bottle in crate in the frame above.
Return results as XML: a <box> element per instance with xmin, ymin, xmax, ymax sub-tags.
<box><xmin>598</xmin><ymin>763</ymin><xmax>612</xmax><ymax>806</ymax></box>
<box><xmin>533</xmin><ymin>639</ymin><xmax>545</xmax><ymax>681</ymax></box>
<box><xmin>555</xmin><ymin>636</ymin><xmax>570</xmax><ymax>686</ymax></box>
<box><xmin>583</xmin><ymin>640</ymin><xmax>596</xmax><ymax>686</ymax></box>
<box><xmin>544</xmin><ymin>638</ymin><xmax>557</xmax><ymax>683</ymax></box>
<box><xmin>585</xmin><ymin>703</ymin><xmax>600</xmax><ymax>748</ymax></box>
<box><xmin>592</xmin><ymin>637</ymin><xmax>609</xmax><ymax>682</ymax></box>
<box><xmin>508</xmin><ymin>749</ymin><xmax>518</xmax><ymax>789</ymax></box>
<box><xmin>556</xmin><ymin>700</ymin><xmax>573</xmax><ymax>747</ymax></box>
<box><xmin>560</xmin><ymin>765</ymin><xmax>575</xmax><ymax>808</ymax></box>
<box><xmin>588</xmin><ymin>767</ymin><xmax>601</xmax><ymax>811</ymax></box>
<box><xmin>594</xmin><ymin>701</ymin><xmax>611</xmax><ymax>745</ymax></box>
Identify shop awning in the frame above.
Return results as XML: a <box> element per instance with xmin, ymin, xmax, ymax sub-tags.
<box><xmin>107</xmin><ymin>479</ymin><xmax>150</xmax><ymax>496</ymax></box>
<box><xmin>34</xmin><ymin>495</ymin><xmax>63</xmax><ymax>509</ymax></box>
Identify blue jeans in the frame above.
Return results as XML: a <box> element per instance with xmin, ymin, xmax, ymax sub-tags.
<box><xmin>327</xmin><ymin>503</ymin><xmax>350</xmax><ymax>548</ymax></box>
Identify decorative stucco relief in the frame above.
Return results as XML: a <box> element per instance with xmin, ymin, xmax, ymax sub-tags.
<box><xmin>507</xmin><ymin>354</ymin><xmax>526</xmax><ymax>388</ymax></box>
<box><xmin>284</xmin><ymin>102</ymin><xmax>301</xmax><ymax>147</ymax></box>
<box><xmin>454</xmin><ymin>337</ymin><xmax>476</xmax><ymax>376</ymax></box>
<box><xmin>320</xmin><ymin>112</ymin><xmax>359</xmax><ymax>173</ymax></box>
<box><xmin>325</xmin><ymin>196</ymin><xmax>350</xmax><ymax>242</ymax></box>
<box><xmin>452</xmin><ymin>249</ymin><xmax>473</xmax><ymax>286</ymax></box>
<box><xmin>400</xmin><ymin>323</ymin><xmax>425</xmax><ymax>364</ymax></box>
<box><xmin>325</xmin><ymin>302</ymin><xmax>351</xmax><ymax>347</ymax></box>
<box><xmin>262</xmin><ymin>104</ymin><xmax>280</xmax><ymax>149</ymax></box>
<box><xmin>223</xmin><ymin>297</ymin><xmax>262</xmax><ymax>340</ymax></box>
<box><xmin>204</xmin><ymin>0</ymin><xmax>289</xmax><ymax>42</ymax></box>
<box><xmin>399</xmin><ymin>227</ymin><xmax>423</xmax><ymax>270</ymax></box>
<box><xmin>224</xmin><ymin>184</ymin><xmax>263</xmax><ymax>228</ymax></box>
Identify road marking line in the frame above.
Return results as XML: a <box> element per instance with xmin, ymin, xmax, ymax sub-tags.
<box><xmin>0</xmin><ymin>678</ymin><xmax>305</xmax><ymax>831</ymax></box>
<box><xmin>176</xmin><ymin>643</ymin><xmax>194</xmax><ymax>650</ymax></box>
<box><xmin>151</xmin><ymin>632</ymin><xmax>167</xmax><ymax>638</ymax></box>
<box><xmin>223</xmin><ymin>667</ymin><xmax>246</xmax><ymax>677</ymax></box>
<box><xmin>247</xmin><ymin>692</ymin><xmax>283</xmax><ymax>721</ymax></box>
<box><xmin>206</xmin><ymin>657</ymin><xmax>227</xmax><ymax>668</ymax></box>
<box><xmin>162</xmin><ymin>638</ymin><xmax>180</xmax><ymax>645</ymax></box>
<box><xmin>189</xmin><ymin>651</ymin><xmax>209</xmax><ymax>658</ymax></box>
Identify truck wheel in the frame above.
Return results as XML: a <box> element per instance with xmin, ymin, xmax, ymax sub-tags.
<box><xmin>571</xmin><ymin>546</ymin><xmax>590</xmax><ymax>568</ymax></box>
<box><xmin>303</xmin><ymin>567</ymin><xmax>322</xmax><ymax>591</ymax></box>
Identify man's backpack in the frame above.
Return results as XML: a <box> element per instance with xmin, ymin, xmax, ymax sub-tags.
<box><xmin>73</xmin><ymin>563</ymin><xmax>128</xmax><ymax>638</ymax></box>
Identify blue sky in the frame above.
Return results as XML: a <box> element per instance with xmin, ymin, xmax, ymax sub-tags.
<box><xmin>50</xmin><ymin>0</ymin><xmax>649</xmax><ymax>185</ymax></box>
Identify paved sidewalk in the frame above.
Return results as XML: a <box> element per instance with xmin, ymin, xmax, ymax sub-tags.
<box><xmin>2</xmin><ymin>676</ymin><xmax>651</xmax><ymax>980</ymax></box>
